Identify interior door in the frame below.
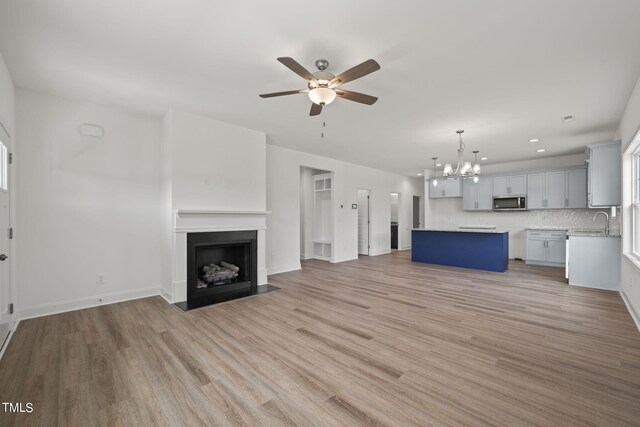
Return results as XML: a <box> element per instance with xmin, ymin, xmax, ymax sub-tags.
<box><xmin>412</xmin><ymin>196</ymin><xmax>420</xmax><ymax>228</ymax></box>
<box><xmin>0</xmin><ymin>123</ymin><xmax>12</xmax><ymax>352</ymax></box>
<box><xmin>358</xmin><ymin>190</ymin><xmax>370</xmax><ymax>255</ymax></box>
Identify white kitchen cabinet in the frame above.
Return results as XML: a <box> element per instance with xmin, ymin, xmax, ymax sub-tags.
<box><xmin>493</xmin><ymin>174</ymin><xmax>526</xmax><ymax>196</ymax></box>
<box><xmin>568</xmin><ymin>235</ymin><xmax>621</xmax><ymax>290</ymax></box>
<box><xmin>462</xmin><ymin>178</ymin><xmax>493</xmax><ymax>211</ymax></box>
<box><xmin>565</xmin><ymin>168</ymin><xmax>587</xmax><ymax>208</ymax></box>
<box><xmin>525</xmin><ymin>230</ymin><xmax>567</xmax><ymax>267</ymax></box>
<box><xmin>587</xmin><ymin>142</ymin><xmax>621</xmax><ymax>207</ymax></box>
<box><xmin>429</xmin><ymin>178</ymin><xmax>462</xmax><ymax>199</ymax></box>
<box><xmin>527</xmin><ymin>171</ymin><xmax>566</xmax><ymax>209</ymax></box>
<box><xmin>527</xmin><ymin>173</ymin><xmax>546</xmax><ymax>209</ymax></box>
<box><xmin>546</xmin><ymin>171</ymin><xmax>565</xmax><ymax>209</ymax></box>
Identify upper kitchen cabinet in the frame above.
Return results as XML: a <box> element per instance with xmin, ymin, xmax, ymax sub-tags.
<box><xmin>565</xmin><ymin>168</ymin><xmax>588</xmax><ymax>208</ymax></box>
<box><xmin>587</xmin><ymin>142</ymin><xmax>621</xmax><ymax>207</ymax></box>
<box><xmin>462</xmin><ymin>178</ymin><xmax>493</xmax><ymax>211</ymax></box>
<box><xmin>493</xmin><ymin>174</ymin><xmax>526</xmax><ymax>196</ymax></box>
<box><xmin>429</xmin><ymin>178</ymin><xmax>462</xmax><ymax>199</ymax></box>
<box><xmin>527</xmin><ymin>170</ymin><xmax>565</xmax><ymax>209</ymax></box>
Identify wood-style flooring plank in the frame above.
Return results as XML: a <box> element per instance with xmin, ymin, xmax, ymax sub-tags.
<box><xmin>1</xmin><ymin>252</ymin><xmax>640</xmax><ymax>426</ymax></box>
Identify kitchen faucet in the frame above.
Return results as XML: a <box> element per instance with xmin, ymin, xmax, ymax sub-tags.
<box><xmin>592</xmin><ymin>211</ymin><xmax>610</xmax><ymax>235</ymax></box>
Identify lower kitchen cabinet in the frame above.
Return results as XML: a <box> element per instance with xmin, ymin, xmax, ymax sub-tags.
<box><xmin>525</xmin><ymin>229</ymin><xmax>567</xmax><ymax>267</ymax></box>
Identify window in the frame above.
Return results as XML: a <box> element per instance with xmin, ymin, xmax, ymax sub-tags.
<box><xmin>632</xmin><ymin>142</ymin><xmax>640</xmax><ymax>257</ymax></box>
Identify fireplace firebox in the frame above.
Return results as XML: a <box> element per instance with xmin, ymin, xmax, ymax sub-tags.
<box><xmin>182</xmin><ymin>230</ymin><xmax>257</xmax><ymax>310</ymax></box>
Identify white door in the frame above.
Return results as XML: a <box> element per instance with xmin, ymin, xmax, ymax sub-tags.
<box><xmin>358</xmin><ymin>190</ymin><xmax>370</xmax><ymax>255</ymax></box>
<box><xmin>0</xmin><ymin>123</ymin><xmax>12</xmax><ymax>352</ymax></box>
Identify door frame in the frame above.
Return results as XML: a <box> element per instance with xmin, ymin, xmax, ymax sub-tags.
<box><xmin>357</xmin><ymin>189</ymin><xmax>371</xmax><ymax>256</ymax></box>
<box><xmin>0</xmin><ymin>116</ymin><xmax>14</xmax><ymax>358</ymax></box>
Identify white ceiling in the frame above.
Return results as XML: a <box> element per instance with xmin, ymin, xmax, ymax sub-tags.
<box><xmin>1</xmin><ymin>0</ymin><xmax>639</xmax><ymax>176</ymax></box>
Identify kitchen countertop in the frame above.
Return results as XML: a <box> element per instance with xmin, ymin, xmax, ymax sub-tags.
<box><xmin>566</xmin><ymin>230</ymin><xmax>621</xmax><ymax>237</ymax></box>
<box><xmin>413</xmin><ymin>227</ymin><xmax>509</xmax><ymax>234</ymax></box>
<box><xmin>525</xmin><ymin>226</ymin><xmax>570</xmax><ymax>231</ymax></box>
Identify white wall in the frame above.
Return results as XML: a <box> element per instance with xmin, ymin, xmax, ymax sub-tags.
<box><xmin>163</xmin><ymin>109</ymin><xmax>266</xmax><ymax>211</ymax></box>
<box><xmin>266</xmin><ymin>144</ymin><xmax>423</xmax><ymax>275</ymax></box>
<box><xmin>16</xmin><ymin>89</ymin><xmax>164</xmax><ymax>318</ymax></box>
<box><xmin>424</xmin><ymin>154</ymin><xmax>620</xmax><ymax>259</ymax></box>
<box><xmin>617</xmin><ymin>76</ymin><xmax>640</xmax><ymax>325</ymax></box>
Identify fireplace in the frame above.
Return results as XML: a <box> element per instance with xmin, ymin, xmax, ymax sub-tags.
<box><xmin>182</xmin><ymin>230</ymin><xmax>258</xmax><ymax>310</ymax></box>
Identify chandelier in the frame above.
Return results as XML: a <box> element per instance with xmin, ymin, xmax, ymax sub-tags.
<box><xmin>441</xmin><ymin>130</ymin><xmax>481</xmax><ymax>183</ymax></box>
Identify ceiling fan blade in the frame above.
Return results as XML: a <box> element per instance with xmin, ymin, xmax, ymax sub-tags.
<box><xmin>277</xmin><ymin>57</ymin><xmax>317</xmax><ymax>84</ymax></box>
<box><xmin>335</xmin><ymin>89</ymin><xmax>378</xmax><ymax>105</ymax></box>
<box><xmin>310</xmin><ymin>103</ymin><xmax>322</xmax><ymax>116</ymax></box>
<box><xmin>259</xmin><ymin>89</ymin><xmax>307</xmax><ymax>98</ymax></box>
<box><xmin>330</xmin><ymin>59</ymin><xmax>380</xmax><ymax>87</ymax></box>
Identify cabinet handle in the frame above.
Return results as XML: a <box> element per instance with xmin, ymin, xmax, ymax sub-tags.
<box><xmin>508</xmin><ymin>186</ymin><xmax>511</xmax><ymax>194</ymax></box>
<box><xmin>565</xmin><ymin>198</ymin><xmax>568</xmax><ymax>207</ymax></box>
<box><xmin>442</xmin><ymin>190</ymin><xmax>445</xmax><ymax>197</ymax></box>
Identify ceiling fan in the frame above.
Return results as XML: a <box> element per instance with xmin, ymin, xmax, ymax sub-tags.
<box><xmin>259</xmin><ymin>57</ymin><xmax>381</xmax><ymax>116</ymax></box>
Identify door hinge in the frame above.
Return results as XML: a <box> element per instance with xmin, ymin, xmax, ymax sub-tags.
<box><xmin>8</xmin><ymin>303</ymin><xmax>13</xmax><ymax>315</ymax></box>
<box><xmin>8</xmin><ymin>153</ymin><xmax>12</xmax><ymax>164</ymax></box>
<box><xmin>8</xmin><ymin>228</ymin><xmax>12</xmax><ymax>239</ymax></box>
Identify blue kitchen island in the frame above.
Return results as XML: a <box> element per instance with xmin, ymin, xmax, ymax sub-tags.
<box><xmin>412</xmin><ymin>228</ymin><xmax>509</xmax><ymax>272</ymax></box>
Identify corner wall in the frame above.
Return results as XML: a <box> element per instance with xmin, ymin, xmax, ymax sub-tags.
<box><xmin>266</xmin><ymin>144</ymin><xmax>423</xmax><ymax>275</ymax></box>
<box><xmin>16</xmin><ymin>89</ymin><xmax>165</xmax><ymax>318</ymax></box>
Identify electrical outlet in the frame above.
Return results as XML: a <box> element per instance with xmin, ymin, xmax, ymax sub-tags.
<box><xmin>96</xmin><ymin>274</ymin><xmax>105</xmax><ymax>285</ymax></box>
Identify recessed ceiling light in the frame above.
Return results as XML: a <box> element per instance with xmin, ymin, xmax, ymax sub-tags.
<box><xmin>537</xmin><ymin>148</ymin><xmax>546</xmax><ymax>153</ymax></box>
<box><xmin>529</xmin><ymin>138</ymin><xmax>539</xmax><ymax>143</ymax></box>
<box><xmin>436</xmin><ymin>163</ymin><xmax>442</xmax><ymax>167</ymax></box>
<box><xmin>481</xmin><ymin>157</ymin><xmax>487</xmax><ymax>161</ymax></box>
<box><xmin>417</xmin><ymin>173</ymin><xmax>423</xmax><ymax>176</ymax></box>
<box><xmin>561</xmin><ymin>115</ymin><xmax>575</xmax><ymax>123</ymax></box>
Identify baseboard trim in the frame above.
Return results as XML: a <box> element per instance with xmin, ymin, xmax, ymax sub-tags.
<box><xmin>18</xmin><ymin>287</ymin><xmax>161</xmax><ymax>320</ymax></box>
<box><xmin>267</xmin><ymin>263</ymin><xmax>301</xmax><ymax>276</ymax></box>
<box><xmin>369</xmin><ymin>249</ymin><xmax>391</xmax><ymax>257</ymax></box>
<box><xmin>159</xmin><ymin>288</ymin><xmax>173</xmax><ymax>305</ymax></box>
<box><xmin>0</xmin><ymin>319</ymin><xmax>20</xmax><ymax>361</ymax></box>
<box><xmin>621</xmin><ymin>290</ymin><xmax>640</xmax><ymax>333</ymax></box>
<box><xmin>332</xmin><ymin>256</ymin><xmax>358</xmax><ymax>263</ymax></box>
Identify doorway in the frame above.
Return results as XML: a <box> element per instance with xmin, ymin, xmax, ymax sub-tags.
<box><xmin>358</xmin><ymin>189</ymin><xmax>371</xmax><ymax>256</ymax></box>
<box><xmin>413</xmin><ymin>195</ymin><xmax>421</xmax><ymax>229</ymax></box>
<box><xmin>390</xmin><ymin>193</ymin><xmax>399</xmax><ymax>250</ymax></box>
<box><xmin>0</xmin><ymin>121</ymin><xmax>12</xmax><ymax>353</ymax></box>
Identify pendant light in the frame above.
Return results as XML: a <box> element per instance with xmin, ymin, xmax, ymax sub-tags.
<box><xmin>442</xmin><ymin>130</ymin><xmax>481</xmax><ymax>181</ymax></box>
<box><xmin>431</xmin><ymin>157</ymin><xmax>438</xmax><ymax>187</ymax></box>
<box><xmin>443</xmin><ymin>129</ymin><xmax>480</xmax><ymax>178</ymax></box>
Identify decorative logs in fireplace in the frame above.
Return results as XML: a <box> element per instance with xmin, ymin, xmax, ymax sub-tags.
<box><xmin>197</xmin><ymin>262</ymin><xmax>240</xmax><ymax>288</ymax></box>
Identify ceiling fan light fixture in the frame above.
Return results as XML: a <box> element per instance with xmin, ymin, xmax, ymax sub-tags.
<box><xmin>308</xmin><ymin>87</ymin><xmax>336</xmax><ymax>106</ymax></box>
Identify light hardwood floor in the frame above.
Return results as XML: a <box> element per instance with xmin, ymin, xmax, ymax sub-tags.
<box><xmin>1</xmin><ymin>251</ymin><xmax>640</xmax><ymax>426</ymax></box>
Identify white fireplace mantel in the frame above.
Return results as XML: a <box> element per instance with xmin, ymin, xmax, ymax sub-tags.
<box><xmin>170</xmin><ymin>209</ymin><xmax>270</xmax><ymax>303</ymax></box>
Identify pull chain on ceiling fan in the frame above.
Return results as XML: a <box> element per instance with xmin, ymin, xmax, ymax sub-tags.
<box><xmin>259</xmin><ymin>57</ymin><xmax>381</xmax><ymax>116</ymax></box>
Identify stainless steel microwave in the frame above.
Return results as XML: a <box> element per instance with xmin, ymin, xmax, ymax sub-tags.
<box><xmin>493</xmin><ymin>195</ymin><xmax>527</xmax><ymax>211</ymax></box>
